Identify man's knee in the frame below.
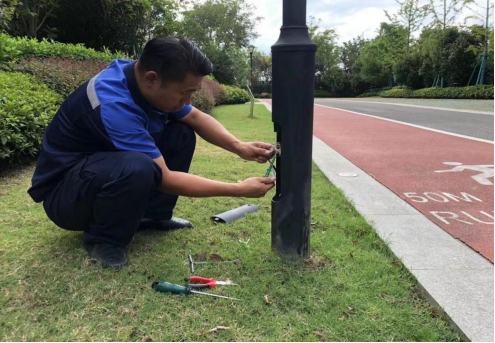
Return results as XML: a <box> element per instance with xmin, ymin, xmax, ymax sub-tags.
<box><xmin>112</xmin><ymin>152</ymin><xmax>161</xmax><ymax>189</ymax></box>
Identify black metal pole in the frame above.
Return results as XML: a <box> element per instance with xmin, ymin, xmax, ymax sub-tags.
<box><xmin>271</xmin><ymin>0</ymin><xmax>316</xmax><ymax>259</ymax></box>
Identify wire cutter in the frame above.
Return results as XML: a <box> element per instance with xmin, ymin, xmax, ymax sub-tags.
<box><xmin>184</xmin><ymin>276</ymin><xmax>237</xmax><ymax>289</ymax></box>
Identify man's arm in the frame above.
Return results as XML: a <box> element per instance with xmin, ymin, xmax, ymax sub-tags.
<box><xmin>179</xmin><ymin>107</ymin><xmax>274</xmax><ymax>162</ymax></box>
<box><xmin>179</xmin><ymin>107</ymin><xmax>241</xmax><ymax>153</ymax></box>
<box><xmin>153</xmin><ymin>155</ymin><xmax>275</xmax><ymax>197</ymax></box>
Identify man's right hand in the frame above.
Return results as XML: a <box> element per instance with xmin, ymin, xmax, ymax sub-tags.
<box><xmin>236</xmin><ymin>177</ymin><xmax>276</xmax><ymax>197</ymax></box>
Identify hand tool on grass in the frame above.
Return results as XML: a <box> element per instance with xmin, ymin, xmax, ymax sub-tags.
<box><xmin>185</xmin><ymin>276</ymin><xmax>237</xmax><ymax>289</ymax></box>
<box><xmin>188</xmin><ymin>254</ymin><xmax>241</xmax><ymax>274</ymax></box>
<box><xmin>152</xmin><ymin>281</ymin><xmax>241</xmax><ymax>300</ymax></box>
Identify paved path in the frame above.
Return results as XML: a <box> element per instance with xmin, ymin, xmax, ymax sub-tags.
<box><xmin>314</xmin><ymin>99</ymin><xmax>494</xmax><ymax>141</ymax></box>
<box><xmin>327</xmin><ymin>97</ymin><xmax>494</xmax><ymax>113</ymax></box>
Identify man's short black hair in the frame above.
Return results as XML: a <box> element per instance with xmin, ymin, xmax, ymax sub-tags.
<box><xmin>137</xmin><ymin>37</ymin><xmax>213</xmax><ymax>83</ymax></box>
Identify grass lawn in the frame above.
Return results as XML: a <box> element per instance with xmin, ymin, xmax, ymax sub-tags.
<box><xmin>0</xmin><ymin>104</ymin><xmax>460</xmax><ymax>341</ymax></box>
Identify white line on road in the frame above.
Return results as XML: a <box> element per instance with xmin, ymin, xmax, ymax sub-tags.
<box><xmin>318</xmin><ymin>99</ymin><xmax>494</xmax><ymax>115</ymax></box>
<box><xmin>315</xmin><ymin>104</ymin><xmax>494</xmax><ymax>144</ymax></box>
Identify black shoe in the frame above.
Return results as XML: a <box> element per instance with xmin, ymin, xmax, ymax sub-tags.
<box><xmin>138</xmin><ymin>217</ymin><xmax>194</xmax><ymax>231</ymax></box>
<box><xmin>84</xmin><ymin>243</ymin><xmax>128</xmax><ymax>269</ymax></box>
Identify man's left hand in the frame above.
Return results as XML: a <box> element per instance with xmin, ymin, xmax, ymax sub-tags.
<box><xmin>236</xmin><ymin>142</ymin><xmax>275</xmax><ymax>163</ymax></box>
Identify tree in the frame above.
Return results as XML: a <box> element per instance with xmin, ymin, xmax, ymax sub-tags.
<box><xmin>357</xmin><ymin>23</ymin><xmax>408</xmax><ymax>87</ymax></box>
<box><xmin>47</xmin><ymin>0</ymin><xmax>178</xmax><ymax>55</ymax></box>
<box><xmin>0</xmin><ymin>0</ymin><xmax>17</xmax><ymax>33</ymax></box>
<box><xmin>179</xmin><ymin>0</ymin><xmax>261</xmax><ymax>85</ymax></box>
<box><xmin>385</xmin><ymin>0</ymin><xmax>430</xmax><ymax>52</ymax></box>
<box><xmin>429</xmin><ymin>0</ymin><xmax>472</xmax><ymax>30</ymax></box>
<box><xmin>417</xmin><ymin>26</ymin><xmax>481</xmax><ymax>86</ymax></box>
<box><xmin>180</xmin><ymin>0</ymin><xmax>261</xmax><ymax>50</ymax></box>
<box><xmin>340</xmin><ymin>37</ymin><xmax>371</xmax><ymax>95</ymax></box>
<box><xmin>394</xmin><ymin>52</ymin><xmax>425</xmax><ymax>88</ymax></box>
<box><xmin>252</xmin><ymin>50</ymin><xmax>271</xmax><ymax>81</ymax></box>
<box><xmin>141</xmin><ymin>0</ymin><xmax>181</xmax><ymax>43</ymax></box>
<box><xmin>8</xmin><ymin>0</ymin><xmax>57</xmax><ymax>38</ymax></box>
<box><xmin>308</xmin><ymin>17</ymin><xmax>340</xmax><ymax>79</ymax></box>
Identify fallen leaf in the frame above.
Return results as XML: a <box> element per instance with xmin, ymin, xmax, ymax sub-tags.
<box><xmin>142</xmin><ymin>245</ymin><xmax>152</xmax><ymax>251</ymax></box>
<box><xmin>197</xmin><ymin>329</ymin><xmax>206</xmax><ymax>337</ymax></box>
<box><xmin>143</xmin><ymin>338</ymin><xmax>153</xmax><ymax>342</ymax></box>
<box><xmin>352</xmin><ymin>240</ymin><xmax>358</xmax><ymax>245</ymax></box>
<box><xmin>263</xmin><ymin>294</ymin><xmax>271</xmax><ymax>305</ymax></box>
<box><xmin>131</xmin><ymin>310</ymin><xmax>137</xmax><ymax>317</ymax></box>
<box><xmin>209</xmin><ymin>253</ymin><xmax>224</xmax><ymax>261</ymax></box>
<box><xmin>205</xmin><ymin>326</ymin><xmax>230</xmax><ymax>334</ymax></box>
<box><xmin>194</xmin><ymin>253</ymin><xmax>207</xmax><ymax>261</ymax></box>
<box><xmin>338</xmin><ymin>316</ymin><xmax>346</xmax><ymax>322</ymax></box>
<box><xmin>313</xmin><ymin>331</ymin><xmax>326</xmax><ymax>339</ymax></box>
<box><xmin>347</xmin><ymin>306</ymin><xmax>355</xmax><ymax>313</ymax></box>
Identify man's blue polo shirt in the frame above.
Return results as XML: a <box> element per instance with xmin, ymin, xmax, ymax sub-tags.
<box><xmin>28</xmin><ymin>59</ymin><xmax>193</xmax><ymax>202</ymax></box>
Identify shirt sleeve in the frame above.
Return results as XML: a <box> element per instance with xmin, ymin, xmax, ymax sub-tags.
<box><xmin>100</xmin><ymin>101</ymin><xmax>161</xmax><ymax>159</ymax></box>
<box><xmin>169</xmin><ymin>104</ymin><xmax>193</xmax><ymax>120</ymax></box>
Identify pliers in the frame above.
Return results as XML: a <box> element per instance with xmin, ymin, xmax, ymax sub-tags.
<box><xmin>184</xmin><ymin>276</ymin><xmax>237</xmax><ymax>289</ymax></box>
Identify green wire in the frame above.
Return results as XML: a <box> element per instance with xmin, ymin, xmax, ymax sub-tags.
<box><xmin>265</xmin><ymin>156</ymin><xmax>276</xmax><ymax>177</ymax></box>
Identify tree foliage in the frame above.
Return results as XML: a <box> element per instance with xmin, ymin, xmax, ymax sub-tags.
<box><xmin>179</xmin><ymin>0</ymin><xmax>260</xmax><ymax>86</ymax></box>
<box><xmin>45</xmin><ymin>0</ymin><xmax>178</xmax><ymax>55</ymax></box>
<box><xmin>385</xmin><ymin>0</ymin><xmax>430</xmax><ymax>51</ymax></box>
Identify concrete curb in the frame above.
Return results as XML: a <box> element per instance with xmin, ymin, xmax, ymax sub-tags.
<box><xmin>312</xmin><ymin>137</ymin><xmax>493</xmax><ymax>342</ymax></box>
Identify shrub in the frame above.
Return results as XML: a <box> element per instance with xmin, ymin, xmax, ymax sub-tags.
<box><xmin>380</xmin><ymin>85</ymin><xmax>494</xmax><ymax>99</ymax></box>
<box><xmin>191</xmin><ymin>87</ymin><xmax>215</xmax><ymax>114</ymax></box>
<box><xmin>357</xmin><ymin>91</ymin><xmax>382</xmax><ymax>97</ymax></box>
<box><xmin>202</xmin><ymin>78</ymin><xmax>227</xmax><ymax>105</ymax></box>
<box><xmin>4</xmin><ymin>58</ymin><xmax>108</xmax><ymax>97</ymax></box>
<box><xmin>0</xmin><ymin>72</ymin><xmax>62</xmax><ymax>162</ymax></box>
<box><xmin>222</xmin><ymin>85</ymin><xmax>250</xmax><ymax>104</ymax></box>
<box><xmin>314</xmin><ymin>90</ymin><xmax>332</xmax><ymax>98</ymax></box>
<box><xmin>0</xmin><ymin>33</ymin><xmax>126</xmax><ymax>63</ymax></box>
<box><xmin>380</xmin><ymin>87</ymin><xmax>414</xmax><ymax>98</ymax></box>
<box><xmin>412</xmin><ymin>86</ymin><xmax>494</xmax><ymax>99</ymax></box>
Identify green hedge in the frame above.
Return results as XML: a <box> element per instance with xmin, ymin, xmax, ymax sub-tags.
<box><xmin>0</xmin><ymin>72</ymin><xmax>62</xmax><ymax>161</ymax></box>
<box><xmin>380</xmin><ymin>86</ymin><xmax>494</xmax><ymax>99</ymax></box>
<box><xmin>0</xmin><ymin>34</ymin><xmax>126</xmax><ymax>63</ymax></box>
<box><xmin>191</xmin><ymin>88</ymin><xmax>215</xmax><ymax>114</ymax></box>
<box><xmin>4</xmin><ymin>58</ymin><xmax>108</xmax><ymax>98</ymax></box>
<box><xmin>222</xmin><ymin>85</ymin><xmax>251</xmax><ymax>104</ymax></box>
<box><xmin>357</xmin><ymin>91</ymin><xmax>382</xmax><ymax>98</ymax></box>
<box><xmin>314</xmin><ymin>90</ymin><xmax>332</xmax><ymax>98</ymax></box>
<box><xmin>379</xmin><ymin>87</ymin><xmax>414</xmax><ymax>98</ymax></box>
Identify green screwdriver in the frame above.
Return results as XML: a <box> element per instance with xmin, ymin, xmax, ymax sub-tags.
<box><xmin>152</xmin><ymin>281</ymin><xmax>241</xmax><ymax>300</ymax></box>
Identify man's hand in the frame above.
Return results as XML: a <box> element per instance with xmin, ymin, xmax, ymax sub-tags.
<box><xmin>236</xmin><ymin>142</ymin><xmax>275</xmax><ymax>163</ymax></box>
<box><xmin>236</xmin><ymin>177</ymin><xmax>276</xmax><ymax>197</ymax></box>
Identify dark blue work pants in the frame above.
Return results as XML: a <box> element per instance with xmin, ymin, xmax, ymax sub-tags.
<box><xmin>43</xmin><ymin>121</ymin><xmax>196</xmax><ymax>247</ymax></box>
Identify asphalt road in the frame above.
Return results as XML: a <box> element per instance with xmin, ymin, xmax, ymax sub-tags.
<box><xmin>314</xmin><ymin>99</ymin><xmax>494</xmax><ymax>141</ymax></box>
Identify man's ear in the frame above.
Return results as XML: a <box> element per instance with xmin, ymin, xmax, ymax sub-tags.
<box><xmin>143</xmin><ymin>71</ymin><xmax>159</xmax><ymax>88</ymax></box>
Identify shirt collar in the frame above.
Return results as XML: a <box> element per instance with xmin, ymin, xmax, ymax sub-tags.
<box><xmin>123</xmin><ymin>61</ymin><xmax>166</xmax><ymax>117</ymax></box>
